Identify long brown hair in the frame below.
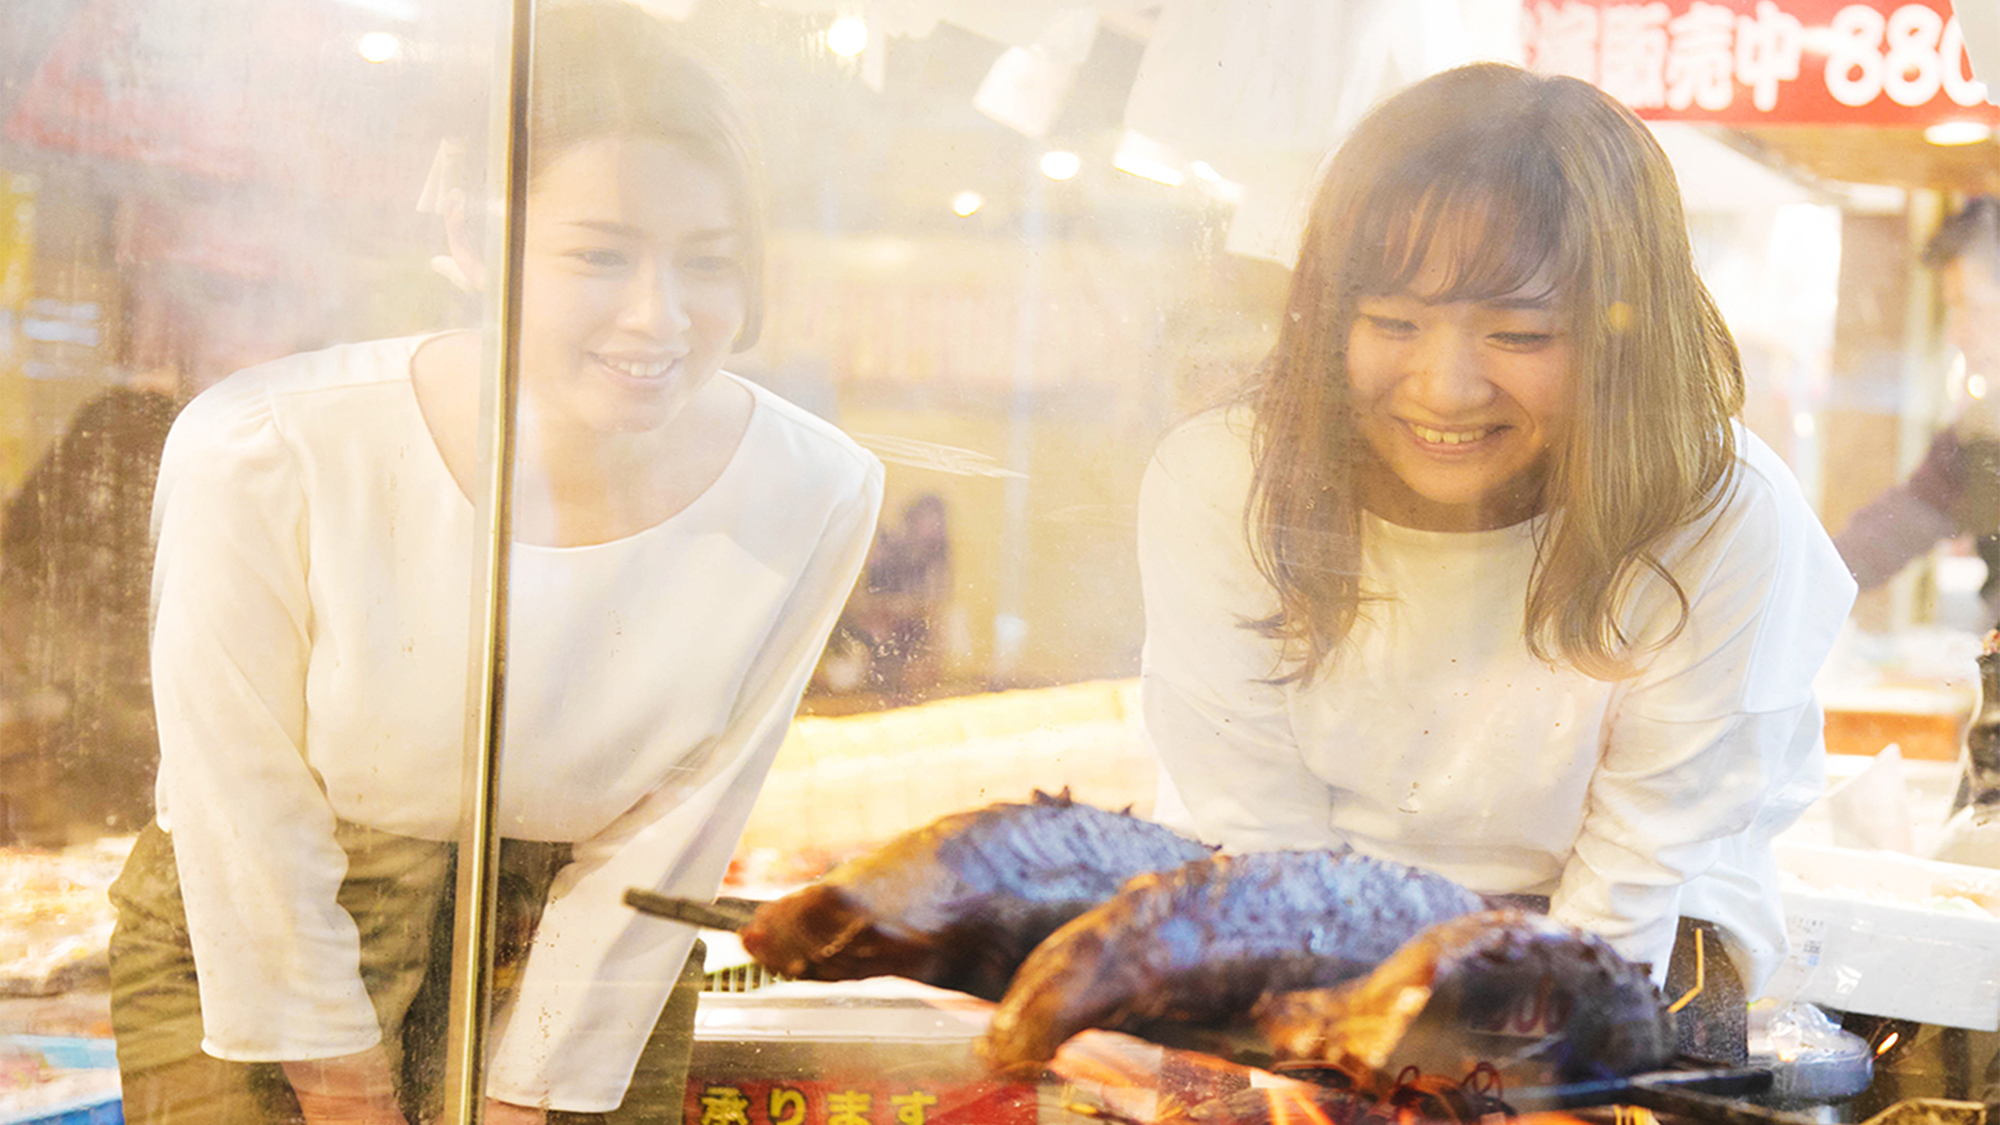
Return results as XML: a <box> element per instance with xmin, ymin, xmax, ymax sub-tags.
<box><xmin>1249</xmin><ymin>63</ymin><xmax>1743</xmax><ymax>683</ymax></box>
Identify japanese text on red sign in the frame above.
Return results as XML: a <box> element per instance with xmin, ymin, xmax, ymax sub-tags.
<box><xmin>691</xmin><ymin>1081</ymin><xmax>1030</xmax><ymax>1125</ymax></box>
<box><xmin>1526</xmin><ymin>0</ymin><xmax>1994</xmax><ymax>121</ymax></box>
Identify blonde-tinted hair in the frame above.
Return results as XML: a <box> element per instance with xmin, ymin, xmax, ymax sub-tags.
<box><xmin>1249</xmin><ymin>63</ymin><xmax>1743</xmax><ymax>683</ymax></box>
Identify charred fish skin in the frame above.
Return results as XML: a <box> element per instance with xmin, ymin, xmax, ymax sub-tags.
<box><xmin>737</xmin><ymin>790</ymin><xmax>1211</xmax><ymax>1000</ymax></box>
<box><xmin>1255</xmin><ymin>911</ymin><xmax>1675</xmax><ymax>1089</ymax></box>
<box><xmin>980</xmin><ymin>849</ymin><xmax>1486</xmax><ymax>1074</ymax></box>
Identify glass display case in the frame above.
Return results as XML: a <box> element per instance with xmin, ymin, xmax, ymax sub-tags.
<box><xmin>4</xmin><ymin>1</ymin><xmax>2000</xmax><ymax>1122</ymax></box>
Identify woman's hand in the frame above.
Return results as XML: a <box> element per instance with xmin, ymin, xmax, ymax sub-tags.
<box><xmin>484</xmin><ymin>1097</ymin><xmax>547</xmax><ymax>1125</ymax></box>
<box><xmin>281</xmin><ymin>1048</ymin><xmax>408</xmax><ymax>1125</ymax></box>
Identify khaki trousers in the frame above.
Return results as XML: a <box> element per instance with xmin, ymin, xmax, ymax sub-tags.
<box><xmin>109</xmin><ymin>821</ymin><xmax>702</xmax><ymax>1124</ymax></box>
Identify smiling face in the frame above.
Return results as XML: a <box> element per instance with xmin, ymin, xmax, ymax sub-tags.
<box><xmin>1345</xmin><ymin>244</ymin><xmax>1576</xmax><ymax>532</ymax></box>
<box><xmin>518</xmin><ymin>136</ymin><xmax>748</xmax><ymax>439</ymax></box>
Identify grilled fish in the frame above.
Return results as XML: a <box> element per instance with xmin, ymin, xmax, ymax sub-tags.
<box><xmin>1254</xmin><ymin>910</ymin><xmax>1674</xmax><ymax>1089</ymax></box>
<box><xmin>1177</xmin><ymin>1074</ymin><xmax>1501</xmax><ymax>1125</ymax></box>
<box><xmin>737</xmin><ymin>789</ymin><xmax>1211</xmax><ymax>1001</ymax></box>
<box><xmin>980</xmin><ymin>849</ymin><xmax>1485</xmax><ymax>1073</ymax></box>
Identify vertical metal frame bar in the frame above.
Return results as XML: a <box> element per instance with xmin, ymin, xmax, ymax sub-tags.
<box><xmin>442</xmin><ymin>0</ymin><xmax>534</xmax><ymax>1120</ymax></box>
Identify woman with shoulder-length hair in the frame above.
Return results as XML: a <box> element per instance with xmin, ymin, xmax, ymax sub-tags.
<box><xmin>107</xmin><ymin>5</ymin><xmax>883</xmax><ymax>1124</ymax></box>
<box><xmin>1138</xmin><ymin>62</ymin><xmax>1853</xmax><ymax>1057</ymax></box>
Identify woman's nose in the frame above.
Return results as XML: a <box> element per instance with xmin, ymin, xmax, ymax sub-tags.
<box><xmin>1408</xmin><ymin>329</ymin><xmax>1493</xmax><ymax>409</ymax></box>
<box><xmin>619</xmin><ymin>264</ymin><xmax>694</xmax><ymax>337</ymax></box>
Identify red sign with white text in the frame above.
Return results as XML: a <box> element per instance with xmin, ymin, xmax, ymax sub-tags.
<box><xmin>1524</xmin><ymin>0</ymin><xmax>2000</xmax><ymax>123</ymax></box>
<box><xmin>684</xmin><ymin>1080</ymin><xmax>1037</xmax><ymax>1125</ymax></box>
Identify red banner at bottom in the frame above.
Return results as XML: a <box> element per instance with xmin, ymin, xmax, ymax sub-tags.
<box><xmin>685</xmin><ymin>1079</ymin><xmax>1038</xmax><ymax>1125</ymax></box>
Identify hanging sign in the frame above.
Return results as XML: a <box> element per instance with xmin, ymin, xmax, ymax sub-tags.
<box><xmin>3</xmin><ymin>0</ymin><xmax>419</xmax><ymax>198</ymax></box>
<box><xmin>1523</xmin><ymin>0</ymin><xmax>2000</xmax><ymax>123</ymax></box>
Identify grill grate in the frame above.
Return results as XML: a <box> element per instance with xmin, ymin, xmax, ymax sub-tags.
<box><xmin>702</xmin><ymin>961</ymin><xmax>788</xmax><ymax>993</ymax></box>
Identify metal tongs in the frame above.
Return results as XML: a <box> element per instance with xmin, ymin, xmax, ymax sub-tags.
<box><xmin>622</xmin><ymin>889</ymin><xmax>763</xmax><ymax>932</ymax></box>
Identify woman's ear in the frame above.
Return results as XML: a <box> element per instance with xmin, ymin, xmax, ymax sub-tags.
<box><xmin>436</xmin><ymin>188</ymin><xmax>485</xmax><ymax>294</ymax></box>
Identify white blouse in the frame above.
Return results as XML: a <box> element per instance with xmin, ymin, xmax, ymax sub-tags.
<box><xmin>149</xmin><ymin>335</ymin><xmax>882</xmax><ymax>1112</ymax></box>
<box><xmin>1138</xmin><ymin>406</ymin><xmax>1854</xmax><ymax>992</ymax></box>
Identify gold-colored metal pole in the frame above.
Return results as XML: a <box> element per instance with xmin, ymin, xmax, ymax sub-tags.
<box><xmin>441</xmin><ymin>0</ymin><xmax>534</xmax><ymax>1121</ymax></box>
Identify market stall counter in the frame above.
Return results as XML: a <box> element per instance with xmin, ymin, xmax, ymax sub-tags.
<box><xmin>681</xmin><ymin>967</ymin><xmax>1885</xmax><ymax>1122</ymax></box>
<box><xmin>13</xmin><ymin>681</ymin><xmax>2000</xmax><ymax>1123</ymax></box>
<box><xmin>683</xmin><ymin>975</ymin><xmax>1895</xmax><ymax>1125</ymax></box>
<box><xmin>1</xmin><ymin>841</ymin><xmax>124</xmax><ymax>1124</ymax></box>
<box><xmin>708</xmin><ymin>682</ymin><xmax>2000</xmax><ymax>1121</ymax></box>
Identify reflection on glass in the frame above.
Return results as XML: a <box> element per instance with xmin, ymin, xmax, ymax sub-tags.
<box><xmin>97</xmin><ymin>5</ymin><xmax>882</xmax><ymax>1124</ymax></box>
<box><xmin>0</xmin><ymin>189</ymin><xmax>333</xmax><ymax>844</ymax></box>
<box><xmin>0</xmin><ymin>3</ymin><xmax>488</xmax><ymax>1121</ymax></box>
<box><xmin>1835</xmin><ymin>198</ymin><xmax>2000</xmax><ymax>621</ymax></box>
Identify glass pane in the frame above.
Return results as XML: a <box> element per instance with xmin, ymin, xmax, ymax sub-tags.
<box><xmin>642</xmin><ymin>1</ymin><xmax>1968</xmax><ymax>1116</ymax></box>
<box><xmin>0</xmin><ymin>0</ymin><xmax>508</xmax><ymax>1119</ymax></box>
<box><xmin>5</xmin><ymin>0</ymin><xmax>1993</xmax><ymax>1119</ymax></box>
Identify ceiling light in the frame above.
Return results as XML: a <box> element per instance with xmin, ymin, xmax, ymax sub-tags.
<box><xmin>357</xmin><ymin>31</ymin><xmax>401</xmax><ymax>63</ymax></box>
<box><xmin>1039</xmin><ymin>150</ymin><xmax>1081</xmax><ymax>181</ymax></box>
<box><xmin>1924</xmin><ymin>120</ymin><xmax>1993</xmax><ymax>146</ymax></box>
<box><xmin>951</xmin><ymin>191</ymin><xmax>983</xmax><ymax>217</ymax></box>
<box><xmin>826</xmin><ymin>16</ymin><xmax>868</xmax><ymax>58</ymax></box>
<box><xmin>1113</xmin><ymin>131</ymin><xmax>1185</xmax><ymax>186</ymax></box>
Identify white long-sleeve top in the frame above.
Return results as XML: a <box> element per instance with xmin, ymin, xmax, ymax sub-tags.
<box><xmin>148</xmin><ymin>335</ymin><xmax>882</xmax><ymax>1112</ymax></box>
<box><xmin>1138</xmin><ymin>406</ymin><xmax>1854</xmax><ymax>993</ymax></box>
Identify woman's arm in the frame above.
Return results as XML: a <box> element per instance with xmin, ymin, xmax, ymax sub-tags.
<box><xmin>483</xmin><ymin>456</ymin><xmax>883</xmax><ymax>1114</ymax></box>
<box><xmin>150</xmin><ymin>390</ymin><xmax>390</xmax><ymax>1062</ymax></box>
<box><xmin>286</xmin><ymin>1052</ymin><xmax>542</xmax><ymax>1125</ymax></box>
<box><xmin>281</xmin><ymin>1050</ymin><xmax>408</xmax><ymax>1125</ymax></box>
<box><xmin>150</xmin><ymin>389</ymin><xmax>414</xmax><ymax>1123</ymax></box>
<box><xmin>1550</xmin><ymin>449</ymin><xmax>1855</xmax><ymax>990</ymax></box>
<box><xmin>1831</xmin><ymin>427</ymin><xmax>1963</xmax><ymax>590</ymax></box>
<box><xmin>1137</xmin><ymin>413</ymin><xmax>1341</xmax><ymax>852</ymax></box>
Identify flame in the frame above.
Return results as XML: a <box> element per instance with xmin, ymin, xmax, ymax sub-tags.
<box><xmin>1665</xmin><ymin>929</ymin><xmax>1705</xmax><ymax>1015</ymax></box>
<box><xmin>1876</xmin><ymin>1031</ymin><xmax>1900</xmax><ymax>1056</ymax></box>
<box><xmin>1263</xmin><ymin>1087</ymin><xmax>1341</xmax><ymax>1125</ymax></box>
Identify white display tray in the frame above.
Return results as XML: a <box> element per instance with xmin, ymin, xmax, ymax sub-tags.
<box><xmin>1771</xmin><ymin>842</ymin><xmax>2000</xmax><ymax>1030</ymax></box>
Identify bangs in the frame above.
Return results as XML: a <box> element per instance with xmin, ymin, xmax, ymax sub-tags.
<box><xmin>1349</xmin><ymin>138</ymin><xmax>1575</xmax><ymax>306</ymax></box>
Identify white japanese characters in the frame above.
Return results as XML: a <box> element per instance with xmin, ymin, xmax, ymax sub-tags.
<box><xmin>1527</xmin><ymin>0</ymin><xmax>1990</xmax><ymax>114</ymax></box>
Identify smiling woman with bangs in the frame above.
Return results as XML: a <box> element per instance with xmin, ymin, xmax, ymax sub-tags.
<box><xmin>1138</xmin><ymin>63</ymin><xmax>1853</xmax><ymax>1060</ymax></box>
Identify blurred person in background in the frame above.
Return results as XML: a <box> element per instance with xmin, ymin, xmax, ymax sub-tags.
<box><xmin>0</xmin><ymin>188</ymin><xmax>328</xmax><ymax>844</ymax></box>
<box><xmin>810</xmin><ymin>493</ymin><xmax>955</xmax><ymax>705</ymax></box>
<box><xmin>1826</xmin><ymin>196</ymin><xmax>2000</xmax><ymax>1111</ymax></box>
<box><xmin>1833</xmin><ymin>195</ymin><xmax>2000</xmax><ymax>618</ymax></box>
<box><xmin>850</xmin><ymin>493</ymin><xmax>953</xmax><ymax>702</ymax></box>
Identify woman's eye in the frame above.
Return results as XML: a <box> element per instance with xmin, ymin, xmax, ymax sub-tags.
<box><xmin>1361</xmin><ymin>314</ymin><xmax>1418</xmax><ymax>338</ymax></box>
<box><xmin>569</xmin><ymin>249</ymin><xmax>628</xmax><ymax>269</ymax></box>
<box><xmin>1490</xmin><ymin>331</ymin><xmax>1556</xmax><ymax>350</ymax></box>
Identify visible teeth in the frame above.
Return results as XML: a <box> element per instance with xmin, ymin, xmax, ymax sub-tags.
<box><xmin>599</xmin><ymin>356</ymin><xmax>674</xmax><ymax>378</ymax></box>
<box><xmin>1410</xmin><ymin>423</ymin><xmax>1493</xmax><ymax>445</ymax></box>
